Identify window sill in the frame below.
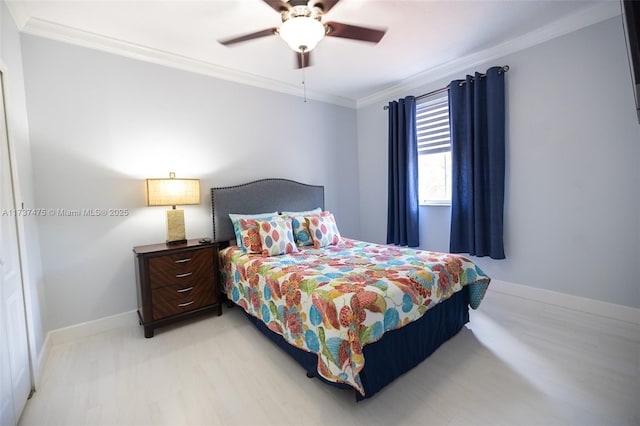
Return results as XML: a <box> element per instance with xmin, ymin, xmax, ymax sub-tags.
<box><xmin>420</xmin><ymin>201</ymin><xmax>451</xmax><ymax>207</ymax></box>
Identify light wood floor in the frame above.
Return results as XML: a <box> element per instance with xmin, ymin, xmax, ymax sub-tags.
<box><xmin>19</xmin><ymin>290</ymin><xmax>639</xmax><ymax>426</ymax></box>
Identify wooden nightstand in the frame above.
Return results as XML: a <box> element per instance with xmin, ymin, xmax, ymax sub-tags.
<box><xmin>134</xmin><ymin>239</ymin><xmax>222</xmax><ymax>338</ymax></box>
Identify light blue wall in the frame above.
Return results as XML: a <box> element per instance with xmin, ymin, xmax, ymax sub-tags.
<box><xmin>20</xmin><ymin>34</ymin><xmax>359</xmax><ymax>330</ymax></box>
<box><xmin>357</xmin><ymin>17</ymin><xmax>640</xmax><ymax>308</ymax></box>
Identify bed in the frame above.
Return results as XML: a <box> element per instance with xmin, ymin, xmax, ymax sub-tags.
<box><xmin>211</xmin><ymin>178</ymin><xmax>490</xmax><ymax>400</ymax></box>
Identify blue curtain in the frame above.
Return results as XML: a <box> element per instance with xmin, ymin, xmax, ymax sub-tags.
<box><xmin>387</xmin><ymin>96</ymin><xmax>419</xmax><ymax>247</ymax></box>
<box><xmin>449</xmin><ymin>66</ymin><xmax>506</xmax><ymax>259</ymax></box>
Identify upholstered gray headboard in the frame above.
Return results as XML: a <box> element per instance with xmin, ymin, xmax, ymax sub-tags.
<box><xmin>211</xmin><ymin>178</ymin><xmax>325</xmax><ymax>243</ymax></box>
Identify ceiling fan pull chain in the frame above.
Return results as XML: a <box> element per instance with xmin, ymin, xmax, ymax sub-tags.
<box><xmin>301</xmin><ymin>48</ymin><xmax>308</xmax><ymax>103</ymax></box>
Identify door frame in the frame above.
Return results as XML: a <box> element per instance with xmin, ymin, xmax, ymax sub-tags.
<box><xmin>0</xmin><ymin>64</ymin><xmax>38</xmax><ymax>391</ymax></box>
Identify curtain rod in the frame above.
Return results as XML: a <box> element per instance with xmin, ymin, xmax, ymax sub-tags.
<box><xmin>383</xmin><ymin>65</ymin><xmax>509</xmax><ymax>110</ymax></box>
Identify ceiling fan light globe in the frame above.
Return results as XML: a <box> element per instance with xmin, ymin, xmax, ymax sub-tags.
<box><xmin>279</xmin><ymin>16</ymin><xmax>325</xmax><ymax>52</ymax></box>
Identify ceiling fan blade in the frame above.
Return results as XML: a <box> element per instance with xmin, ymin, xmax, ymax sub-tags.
<box><xmin>262</xmin><ymin>0</ymin><xmax>291</xmax><ymax>13</ymax></box>
<box><xmin>218</xmin><ymin>28</ymin><xmax>278</xmax><ymax>46</ymax></box>
<box><xmin>325</xmin><ymin>21</ymin><xmax>386</xmax><ymax>43</ymax></box>
<box><xmin>295</xmin><ymin>51</ymin><xmax>313</xmax><ymax>69</ymax></box>
<box><xmin>310</xmin><ymin>0</ymin><xmax>340</xmax><ymax>13</ymax></box>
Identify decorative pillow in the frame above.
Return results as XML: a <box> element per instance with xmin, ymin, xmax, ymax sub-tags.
<box><xmin>238</xmin><ymin>218</ymin><xmax>264</xmax><ymax>254</ymax></box>
<box><xmin>284</xmin><ymin>208</ymin><xmax>322</xmax><ymax>247</ymax></box>
<box><xmin>256</xmin><ymin>217</ymin><xmax>298</xmax><ymax>256</ymax></box>
<box><xmin>306</xmin><ymin>211</ymin><xmax>341</xmax><ymax>248</ymax></box>
<box><xmin>229</xmin><ymin>212</ymin><xmax>278</xmax><ymax>251</ymax></box>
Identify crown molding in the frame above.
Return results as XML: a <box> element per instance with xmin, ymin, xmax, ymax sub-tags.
<box><xmin>12</xmin><ymin>1</ymin><xmax>620</xmax><ymax>111</ymax></box>
<box><xmin>18</xmin><ymin>17</ymin><xmax>356</xmax><ymax>109</ymax></box>
<box><xmin>4</xmin><ymin>1</ymin><xmax>31</xmax><ymax>30</ymax></box>
<box><xmin>356</xmin><ymin>1</ymin><xmax>621</xmax><ymax>109</ymax></box>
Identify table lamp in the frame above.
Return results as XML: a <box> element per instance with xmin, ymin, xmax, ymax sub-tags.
<box><xmin>146</xmin><ymin>172</ymin><xmax>200</xmax><ymax>244</ymax></box>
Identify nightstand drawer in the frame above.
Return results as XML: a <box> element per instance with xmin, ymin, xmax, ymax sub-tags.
<box><xmin>152</xmin><ymin>282</ymin><xmax>216</xmax><ymax>320</ymax></box>
<box><xmin>148</xmin><ymin>249</ymin><xmax>213</xmax><ymax>289</ymax></box>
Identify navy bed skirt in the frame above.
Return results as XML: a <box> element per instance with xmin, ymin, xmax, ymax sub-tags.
<box><xmin>240</xmin><ymin>286</ymin><xmax>470</xmax><ymax>401</ymax></box>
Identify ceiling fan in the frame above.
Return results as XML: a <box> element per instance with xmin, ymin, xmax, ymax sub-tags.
<box><xmin>218</xmin><ymin>0</ymin><xmax>386</xmax><ymax>68</ymax></box>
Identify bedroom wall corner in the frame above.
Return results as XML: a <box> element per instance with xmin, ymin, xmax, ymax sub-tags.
<box><xmin>355</xmin><ymin>104</ymin><xmax>389</xmax><ymax>243</ymax></box>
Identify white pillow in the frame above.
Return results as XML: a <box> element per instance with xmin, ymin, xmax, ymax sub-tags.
<box><xmin>280</xmin><ymin>207</ymin><xmax>322</xmax><ymax>216</ymax></box>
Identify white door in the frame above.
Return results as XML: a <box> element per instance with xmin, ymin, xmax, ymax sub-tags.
<box><xmin>0</xmin><ymin>71</ymin><xmax>32</xmax><ymax>425</ymax></box>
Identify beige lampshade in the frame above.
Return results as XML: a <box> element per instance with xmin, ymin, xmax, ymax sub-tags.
<box><xmin>146</xmin><ymin>173</ymin><xmax>200</xmax><ymax>244</ymax></box>
<box><xmin>146</xmin><ymin>174</ymin><xmax>200</xmax><ymax>207</ymax></box>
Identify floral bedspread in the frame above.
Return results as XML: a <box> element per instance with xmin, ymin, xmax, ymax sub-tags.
<box><xmin>219</xmin><ymin>238</ymin><xmax>490</xmax><ymax>396</ymax></box>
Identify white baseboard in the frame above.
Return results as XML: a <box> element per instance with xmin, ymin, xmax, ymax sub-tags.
<box><xmin>48</xmin><ymin>310</ymin><xmax>138</xmax><ymax>346</ymax></box>
<box><xmin>32</xmin><ymin>332</ymin><xmax>51</xmax><ymax>389</ymax></box>
<box><xmin>32</xmin><ymin>310</ymin><xmax>137</xmax><ymax>391</ymax></box>
<box><xmin>490</xmin><ymin>280</ymin><xmax>640</xmax><ymax>325</ymax></box>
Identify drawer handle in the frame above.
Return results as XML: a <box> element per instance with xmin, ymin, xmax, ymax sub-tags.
<box><xmin>178</xmin><ymin>301</ymin><xmax>194</xmax><ymax>307</ymax></box>
<box><xmin>177</xmin><ymin>286</ymin><xmax>194</xmax><ymax>293</ymax></box>
<box><xmin>175</xmin><ymin>258</ymin><xmax>191</xmax><ymax>264</ymax></box>
<box><xmin>175</xmin><ymin>272</ymin><xmax>193</xmax><ymax>278</ymax></box>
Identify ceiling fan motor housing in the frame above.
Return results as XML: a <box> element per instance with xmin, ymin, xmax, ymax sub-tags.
<box><xmin>278</xmin><ymin>5</ymin><xmax>326</xmax><ymax>52</ymax></box>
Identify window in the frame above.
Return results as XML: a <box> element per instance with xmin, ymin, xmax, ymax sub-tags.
<box><xmin>417</xmin><ymin>95</ymin><xmax>451</xmax><ymax>205</ymax></box>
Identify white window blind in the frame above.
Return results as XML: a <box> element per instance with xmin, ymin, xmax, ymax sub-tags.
<box><xmin>416</xmin><ymin>96</ymin><xmax>450</xmax><ymax>155</ymax></box>
<box><xmin>417</xmin><ymin>95</ymin><xmax>452</xmax><ymax>205</ymax></box>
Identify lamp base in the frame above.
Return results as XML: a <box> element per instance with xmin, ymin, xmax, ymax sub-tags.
<box><xmin>166</xmin><ymin>239</ymin><xmax>187</xmax><ymax>246</ymax></box>
<box><xmin>166</xmin><ymin>209</ymin><xmax>187</xmax><ymax>245</ymax></box>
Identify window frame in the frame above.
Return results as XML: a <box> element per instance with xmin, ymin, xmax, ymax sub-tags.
<box><xmin>416</xmin><ymin>94</ymin><xmax>452</xmax><ymax>206</ymax></box>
